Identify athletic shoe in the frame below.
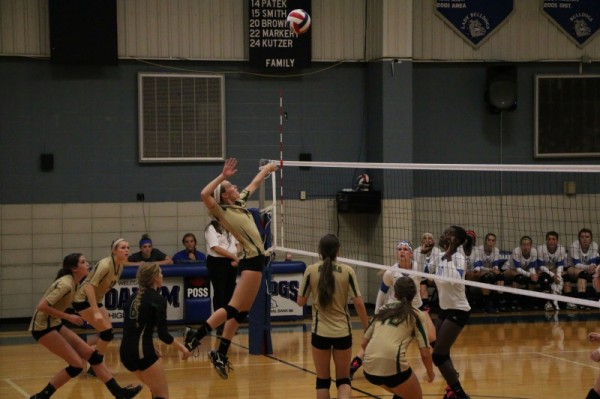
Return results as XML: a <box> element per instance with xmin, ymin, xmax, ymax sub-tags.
<box><xmin>184</xmin><ymin>326</ymin><xmax>200</xmax><ymax>352</ymax></box>
<box><xmin>208</xmin><ymin>350</ymin><xmax>233</xmax><ymax>380</ymax></box>
<box><xmin>117</xmin><ymin>384</ymin><xmax>143</xmax><ymax>399</ymax></box>
<box><xmin>566</xmin><ymin>302</ymin><xmax>578</xmax><ymax>310</ymax></box>
<box><xmin>442</xmin><ymin>386</ymin><xmax>470</xmax><ymax>399</ymax></box>
<box><xmin>349</xmin><ymin>356</ymin><xmax>362</xmax><ymax>380</ymax></box>
<box><xmin>87</xmin><ymin>365</ymin><xmax>96</xmax><ymax>377</ymax></box>
<box><xmin>544</xmin><ymin>301</ymin><xmax>555</xmax><ymax>311</ymax></box>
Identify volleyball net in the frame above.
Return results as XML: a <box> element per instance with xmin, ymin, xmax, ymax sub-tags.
<box><xmin>264</xmin><ymin>159</ymin><xmax>600</xmax><ymax>310</ymax></box>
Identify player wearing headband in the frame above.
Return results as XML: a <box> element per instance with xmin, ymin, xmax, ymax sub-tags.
<box><xmin>72</xmin><ymin>238</ymin><xmax>130</xmax><ymax>376</ymax></box>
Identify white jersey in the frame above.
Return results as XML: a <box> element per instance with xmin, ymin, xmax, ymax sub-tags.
<box><xmin>375</xmin><ymin>261</ymin><xmax>422</xmax><ymax>311</ymax></box>
<box><xmin>509</xmin><ymin>246</ymin><xmax>538</xmax><ymax>276</ymax></box>
<box><xmin>458</xmin><ymin>245</ymin><xmax>483</xmax><ymax>272</ymax></box>
<box><xmin>568</xmin><ymin>240</ymin><xmax>599</xmax><ymax>268</ymax></box>
<box><xmin>434</xmin><ymin>250</ymin><xmax>471</xmax><ymax>312</ymax></box>
<box><xmin>478</xmin><ymin>245</ymin><xmax>502</xmax><ymax>272</ymax></box>
<box><xmin>414</xmin><ymin>246</ymin><xmax>441</xmax><ymax>274</ymax></box>
<box><xmin>537</xmin><ymin>244</ymin><xmax>566</xmax><ymax>275</ymax></box>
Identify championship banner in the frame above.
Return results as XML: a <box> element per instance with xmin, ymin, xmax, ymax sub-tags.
<box><xmin>435</xmin><ymin>0</ymin><xmax>514</xmax><ymax>48</ymax></box>
<box><xmin>542</xmin><ymin>0</ymin><xmax>600</xmax><ymax>48</ymax></box>
<box><xmin>103</xmin><ymin>277</ymin><xmax>184</xmax><ymax>324</ymax></box>
<box><xmin>248</xmin><ymin>0</ymin><xmax>311</xmax><ymax>70</ymax></box>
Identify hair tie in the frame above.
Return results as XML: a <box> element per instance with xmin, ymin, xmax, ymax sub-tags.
<box><xmin>139</xmin><ymin>238</ymin><xmax>152</xmax><ymax>247</ymax></box>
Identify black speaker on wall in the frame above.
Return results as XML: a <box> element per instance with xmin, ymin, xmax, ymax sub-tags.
<box><xmin>48</xmin><ymin>0</ymin><xmax>118</xmax><ymax>65</ymax></box>
<box><xmin>485</xmin><ymin>65</ymin><xmax>517</xmax><ymax>113</ymax></box>
<box><xmin>40</xmin><ymin>153</ymin><xmax>54</xmax><ymax>172</ymax></box>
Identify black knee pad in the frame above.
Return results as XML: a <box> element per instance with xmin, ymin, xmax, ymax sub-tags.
<box><xmin>99</xmin><ymin>328</ymin><xmax>114</xmax><ymax>342</ymax></box>
<box><xmin>392</xmin><ymin>395</ymin><xmax>404</xmax><ymax>399</ymax></box>
<box><xmin>234</xmin><ymin>311</ymin><xmax>249</xmax><ymax>323</ymax></box>
<box><xmin>316</xmin><ymin>377</ymin><xmax>331</xmax><ymax>389</ymax></box>
<box><xmin>336</xmin><ymin>378</ymin><xmax>351</xmax><ymax>388</ymax></box>
<box><xmin>432</xmin><ymin>352</ymin><xmax>450</xmax><ymax>367</ymax></box>
<box><xmin>224</xmin><ymin>305</ymin><xmax>239</xmax><ymax>320</ymax></box>
<box><xmin>65</xmin><ymin>365</ymin><xmax>83</xmax><ymax>377</ymax></box>
<box><xmin>88</xmin><ymin>350</ymin><xmax>104</xmax><ymax>365</ymax></box>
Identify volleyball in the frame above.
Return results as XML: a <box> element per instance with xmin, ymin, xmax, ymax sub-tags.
<box><xmin>286</xmin><ymin>9</ymin><xmax>311</xmax><ymax>35</ymax></box>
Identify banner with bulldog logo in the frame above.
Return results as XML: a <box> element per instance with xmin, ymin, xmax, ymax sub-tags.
<box><xmin>435</xmin><ymin>0</ymin><xmax>514</xmax><ymax>48</ymax></box>
<box><xmin>542</xmin><ymin>0</ymin><xmax>600</xmax><ymax>48</ymax></box>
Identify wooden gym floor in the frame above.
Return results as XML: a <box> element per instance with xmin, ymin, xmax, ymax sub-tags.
<box><xmin>1</xmin><ymin>311</ymin><xmax>599</xmax><ymax>398</ymax></box>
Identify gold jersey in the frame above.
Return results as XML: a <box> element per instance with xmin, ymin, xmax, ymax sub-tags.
<box><xmin>29</xmin><ymin>274</ymin><xmax>77</xmax><ymax>332</ymax></box>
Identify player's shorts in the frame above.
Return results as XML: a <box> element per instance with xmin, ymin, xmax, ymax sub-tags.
<box><xmin>238</xmin><ymin>255</ymin><xmax>266</xmax><ymax>273</ymax></box>
<box><xmin>364</xmin><ymin>367</ymin><xmax>413</xmax><ymax>388</ymax></box>
<box><xmin>31</xmin><ymin>324</ymin><xmax>63</xmax><ymax>341</ymax></box>
<box><xmin>311</xmin><ymin>333</ymin><xmax>352</xmax><ymax>350</ymax></box>
<box><xmin>120</xmin><ymin>337</ymin><xmax>159</xmax><ymax>372</ymax></box>
<box><xmin>438</xmin><ymin>308</ymin><xmax>470</xmax><ymax>328</ymax></box>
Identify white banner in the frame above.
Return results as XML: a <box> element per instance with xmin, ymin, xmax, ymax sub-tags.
<box><xmin>103</xmin><ymin>277</ymin><xmax>184</xmax><ymax>324</ymax></box>
<box><xmin>269</xmin><ymin>271</ymin><xmax>303</xmax><ymax>318</ymax></box>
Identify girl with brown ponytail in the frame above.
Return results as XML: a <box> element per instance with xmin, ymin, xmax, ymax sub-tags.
<box><xmin>297</xmin><ymin>234</ymin><xmax>369</xmax><ymax>399</ymax></box>
<box><xmin>360</xmin><ymin>276</ymin><xmax>434</xmax><ymax>399</ymax></box>
<box><xmin>120</xmin><ymin>263</ymin><xmax>190</xmax><ymax>399</ymax></box>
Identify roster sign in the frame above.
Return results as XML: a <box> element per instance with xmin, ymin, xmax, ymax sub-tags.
<box><xmin>249</xmin><ymin>0</ymin><xmax>311</xmax><ymax>70</ymax></box>
<box><xmin>542</xmin><ymin>0</ymin><xmax>600</xmax><ymax>48</ymax></box>
<box><xmin>435</xmin><ymin>0</ymin><xmax>514</xmax><ymax>48</ymax></box>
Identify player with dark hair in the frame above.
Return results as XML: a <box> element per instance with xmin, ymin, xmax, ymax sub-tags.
<box><xmin>565</xmin><ymin>228</ymin><xmax>598</xmax><ymax>308</ymax></box>
<box><xmin>298</xmin><ymin>234</ymin><xmax>369</xmax><ymax>399</ymax></box>
<box><xmin>120</xmin><ymin>263</ymin><xmax>190</xmax><ymax>399</ymax></box>
<box><xmin>433</xmin><ymin>225</ymin><xmax>471</xmax><ymax>399</ymax></box>
<box><xmin>414</xmin><ymin>232</ymin><xmax>441</xmax><ymax>311</ymax></box>
<box><xmin>360</xmin><ymin>276</ymin><xmax>434</xmax><ymax>399</ymax></box>
<box><xmin>537</xmin><ymin>231</ymin><xmax>566</xmax><ymax>311</ymax></box>
<box><xmin>349</xmin><ymin>240</ymin><xmax>436</xmax><ymax>380</ymax></box>
<box><xmin>504</xmin><ymin>235</ymin><xmax>539</xmax><ymax>310</ymax></box>
<box><xmin>184</xmin><ymin>158</ymin><xmax>277</xmax><ymax>379</ymax></box>
<box><xmin>29</xmin><ymin>253</ymin><xmax>141</xmax><ymax>399</ymax></box>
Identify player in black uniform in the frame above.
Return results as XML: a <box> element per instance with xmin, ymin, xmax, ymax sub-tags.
<box><xmin>120</xmin><ymin>263</ymin><xmax>190</xmax><ymax>399</ymax></box>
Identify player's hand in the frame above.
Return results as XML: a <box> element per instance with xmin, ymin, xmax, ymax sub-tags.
<box><xmin>530</xmin><ymin>273</ymin><xmax>539</xmax><ymax>282</ymax></box>
<box><xmin>222</xmin><ymin>158</ymin><xmax>238</xmax><ymax>178</ymax></box>
<box><xmin>93</xmin><ymin>311</ymin><xmax>103</xmax><ymax>323</ymax></box>
<box><xmin>68</xmin><ymin>314</ymin><xmax>85</xmax><ymax>326</ymax></box>
<box><xmin>591</xmin><ymin>349</ymin><xmax>600</xmax><ymax>362</ymax></box>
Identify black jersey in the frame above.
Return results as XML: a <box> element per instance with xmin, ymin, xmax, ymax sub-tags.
<box><xmin>120</xmin><ymin>288</ymin><xmax>174</xmax><ymax>371</ymax></box>
<box><xmin>122</xmin><ymin>289</ymin><xmax>173</xmax><ymax>345</ymax></box>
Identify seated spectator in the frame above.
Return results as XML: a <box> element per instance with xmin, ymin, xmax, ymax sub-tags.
<box><xmin>537</xmin><ymin>231</ymin><xmax>566</xmax><ymax>311</ymax></box>
<box><xmin>172</xmin><ymin>233</ymin><xmax>206</xmax><ymax>264</ymax></box>
<box><xmin>127</xmin><ymin>234</ymin><xmax>173</xmax><ymax>266</ymax></box>
<box><xmin>565</xmin><ymin>228</ymin><xmax>598</xmax><ymax>308</ymax></box>
<box><xmin>503</xmin><ymin>236</ymin><xmax>539</xmax><ymax>310</ymax></box>
<box><xmin>478</xmin><ymin>233</ymin><xmax>508</xmax><ymax>311</ymax></box>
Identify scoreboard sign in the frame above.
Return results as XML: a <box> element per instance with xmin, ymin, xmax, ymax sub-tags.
<box><xmin>249</xmin><ymin>0</ymin><xmax>311</xmax><ymax>69</ymax></box>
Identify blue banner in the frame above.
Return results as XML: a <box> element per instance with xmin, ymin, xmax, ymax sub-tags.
<box><xmin>435</xmin><ymin>0</ymin><xmax>514</xmax><ymax>48</ymax></box>
<box><xmin>542</xmin><ymin>0</ymin><xmax>600</xmax><ymax>47</ymax></box>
